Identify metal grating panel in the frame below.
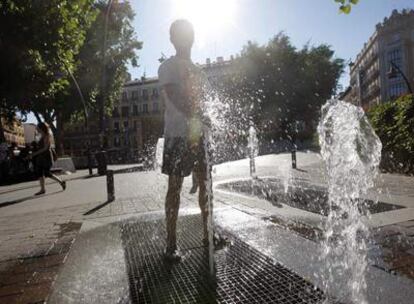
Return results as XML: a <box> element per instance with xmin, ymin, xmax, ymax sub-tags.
<box><xmin>121</xmin><ymin>215</ymin><xmax>325</xmax><ymax>304</ymax></box>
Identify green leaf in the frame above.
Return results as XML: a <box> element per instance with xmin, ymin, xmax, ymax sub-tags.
<box><xmin>340</xmin><ymin>4</ymin><xmax>352</xmax><ymax>14</ymax></box>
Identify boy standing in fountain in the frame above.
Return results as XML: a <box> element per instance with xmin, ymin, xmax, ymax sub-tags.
<box><xmin>159</xmin><ymin>19</ymin><xmax>210</xmax><ymax>261</ymax></box>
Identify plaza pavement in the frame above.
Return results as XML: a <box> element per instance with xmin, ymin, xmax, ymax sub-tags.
<box><xmin>0</xmin><ymin>152</ymin><xmax>413</xmax><ymax>303</ymax></box>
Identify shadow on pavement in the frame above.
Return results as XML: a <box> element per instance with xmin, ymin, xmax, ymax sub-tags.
<box><xmin>0</xmin><ymin>191</ymin><xmax>61</xmax><ymax>208</ymax></box>
<box><xmin>83</xmin><ymin>199</ymin><xmax>114</xmax><ymax>216</ymax></box>
<box><xmin>294</xmin><ymin>168</ymin><xmax>308</xmax><ymax>173</ymax></box>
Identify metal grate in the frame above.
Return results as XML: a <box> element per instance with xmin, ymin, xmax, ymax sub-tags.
<box><xmin>121</xmin><ymin>215</ymin><xmax>326</xmax><ymax>304</ymax></box>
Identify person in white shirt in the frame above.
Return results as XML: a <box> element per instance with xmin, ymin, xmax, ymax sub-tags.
<box><xmin>158</xmin><ymin>19</ymin><xmax>210</xmax><ymax>261</ymax></box>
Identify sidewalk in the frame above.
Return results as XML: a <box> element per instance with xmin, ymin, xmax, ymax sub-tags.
<box><xmin>0</xmin><ymin>152</ymin><xmax>413</xmax><ymax>303</ymax></box>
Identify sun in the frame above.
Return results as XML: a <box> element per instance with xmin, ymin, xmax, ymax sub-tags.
<box><xmin>172</xmin><ymin>0</ymin><xmax>237</xmax><ymax>46</ymax></box>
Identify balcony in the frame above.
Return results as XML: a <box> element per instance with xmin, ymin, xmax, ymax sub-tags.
<box><xmin>361</xmin><ymin>68</ymin><xmax>380</xmax><ymax>87</ymax></box>
<box><xmin>362</xmin><ymin>84</ymin><xmax>380</xmax><ymax>100</ymax></box>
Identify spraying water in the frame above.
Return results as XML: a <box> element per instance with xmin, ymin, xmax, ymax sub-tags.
<box><xmin>200</xmin><ymin>80</ymin><xmax>252</xmax><ymax>275</ymax></box>
<box><xmin>248</xmin><ymin>125</ymin><xmax>259</xmax><ymax>177</ymax></box>
<box><xmin>318</xmin><ymin>99</ymin><xmax>382</xmax><ymax>303</ymax></box>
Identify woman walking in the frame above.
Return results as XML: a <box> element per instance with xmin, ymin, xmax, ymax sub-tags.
<box><xmin>31</xmin><ymin>122</ymin><xmax>66</xmax><ymax>195</ymax></box>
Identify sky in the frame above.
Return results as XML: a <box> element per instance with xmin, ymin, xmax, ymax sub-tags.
<box><xmin>129</xmin><ymin>0</ymin><xmax>414</xmax><ymax>89</ymax></box>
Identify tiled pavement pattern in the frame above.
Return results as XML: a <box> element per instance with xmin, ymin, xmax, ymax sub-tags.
<box><xmin>0</xmin><ymin>204</ymin><xmax>94</xmax><ymax>304</ymax></box>
<box><xmin>0</xmin><ymin>182</ymin><xmax>201</xmax><ymax>304</ymax></box>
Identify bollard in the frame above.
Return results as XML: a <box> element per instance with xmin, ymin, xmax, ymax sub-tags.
<box><xmin>96</xmin><ymin>150</ymin><xmax>107</xmax><ymax>176</ymax></box>
<box><xmin>87</xmin><ymin>150</ymin><xmax>93</xmax><ymax>176</ymax></box>
<box><xmin>291</xmin><ymin>149</ymin><xmax>297</xmax><ymax>169</ymax></box>
<box><xmin>107</xmin><ymin>170</ymin><xmax>115</xmax><ymax>202</ymax></box>
<box><xmin>249</xmin><ymin>148</ymin><xmax>256</xmax><ymax>177</ymax></box>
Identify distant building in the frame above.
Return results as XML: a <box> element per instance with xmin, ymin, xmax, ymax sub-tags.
<box><xmin>64</xmin><ymin>77</ymin><xmax>163</xmax><ymax>162</ymax></box>
<box><xmin>1</xmin><ymin>117</ymin><xmax>25</xmax><ymax>148</ymax></box>
<box><xmin>64</xmin><ymin>56</ymin><xmax>237</xmax><ymax>162</ymax></box>
<box><xmin>346</xmin><ymin>9</ymin><xmax>414</xmax><ymax>110</ymax></box>
<box><xmin>198</xmin><ymin>56</ymin><xmax>237</xmax><ymax>83</ymax></box>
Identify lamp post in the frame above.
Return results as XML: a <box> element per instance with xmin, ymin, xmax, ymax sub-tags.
<box><xmin>388</xmin><ymin>61</ymin><xmax>413</xmax><ymax>95</ymax></box>
<box><xmin>65</xmin><ymin>66</ymin><xmax>93</xmax><ymax>175</ymax></box>
<box><xmin>96</xmin><ymin>0</ymin><xmax>114</xmax><ymax>176</ymax></box>
<box><xmin>99</xmin><ymin>0</ymin><xmax>114</xmax><ymax>141</ymax></box>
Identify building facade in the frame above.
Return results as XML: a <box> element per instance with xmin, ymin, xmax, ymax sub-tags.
<box><xmin>345</xmin><ymin>9</ymin><xmax>414</xmax><ymax>110</ymax></box>
<box><xmin>64</xmin><ymin>77</ymin><xmax>163</xmax><ymax>162</ymax></box>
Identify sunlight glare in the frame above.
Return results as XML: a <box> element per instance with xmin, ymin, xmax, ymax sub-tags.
<box><xmin>173</xmin><ymin>0</ymin><xmax>237</xmax><ymax>46</ymax></box>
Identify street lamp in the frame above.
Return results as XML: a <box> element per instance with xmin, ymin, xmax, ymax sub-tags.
<box><xmin>99</xmin><ymin>0</ymin><xmax>114</xmax><ymax>140</ymax></box>
<box><xmin>64</xmin><ymin>66</ymin><xmax>93</xmax><ymax>176</ymax></box>
<box><xmin>387</xmin><ymin>61</ymin><xmax>413</xmax><ymax>95</ymax></box>
<box><xmin>96</xmin><ymin>0</ymin><xmax>114</xmax><ymax>176</ymax></box>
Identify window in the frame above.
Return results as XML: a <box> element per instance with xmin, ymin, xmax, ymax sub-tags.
<box><xmin>114</xmin><ymin>137</ymin><xmax>120</xmax><ymax>147</ymax></box>
<box><xmin>153</xmin><ymin>102</ymin><xmax>159</xmax><ymax>112</ymax></box>
<box><xmin>389</xmin><ymin>82</ymin><xmax>406</xmax><ymax>98</ymax></box>
<box><xmin>114</xmin><ymin>122</ymin><xmax>119</xmax><ymax>132</ymax></box>
<box><xmin>134</xmin><ymin>120</ymin><xmax>138</xmax><ymax>130</ymax></box>
<box><xmin>387</xmin><ymin>48</ymin><xmax>402</xmax><ymax>71</ymax></box>
<box><xmin>122</xmin><ymin>92</ymin><xmax>128</xmax><ymax>102</ymax></box>
<box><xmin>143</xmin><ymin>89</ymin><xmax>149</xmax><ymax>101</ymax></box>
<box><xmin>138</xmin><ymin>104</ymin><xmax>142</xmax><ymax>113</ymax></box>
<box><xmin>133</xmin><ymin>105</ymin><xmax>138</xmax><ymax>115</ymax></box>
<box><xmin>122</xmin><ymin>106</ymin><xmax>129</xmax><ymax>117</ymax></box>
<box><xmin>112</xmin><ymin>107</ymin><xmax>119</xmax><ymax>117</ymax></box>
<box><xmin>123</xmin><ymin>121</ymin><xmax>129</xmax><ymax>130</ymax></box>
<box><xmin>143</xmin><ymin>104</ymin><xmax>148</xmax><ymax>113</ymax></box>
<box><xmin>152</xmin><ymin>88</ymin><xmax>159</xmax><ymax>99</ymax></box>
<box><xmin>131</xmin><ymin>90</ymin><xmax>139</xmax><ymax>100</ymax></box>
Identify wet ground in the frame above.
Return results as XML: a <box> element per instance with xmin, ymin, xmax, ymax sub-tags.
<box><xmin>217</xmin><ymin>177</ymin><xmax>404</xmax><ymax>216</ymax></box>
<box><xmin>1</xmin><ymin>152</ymin><xmax>414</xmax><ymax>303</ymax></box>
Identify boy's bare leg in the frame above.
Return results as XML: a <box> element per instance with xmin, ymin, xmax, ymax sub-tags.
<box><xmin>189</xmin><ymin>170</ymin><xmax>198</xmax><ymax>194</ymax></box>
<box><xmin>165</xmin><ymin>175</ymin><xmax>184</xmax><ymax>253</ymax></box>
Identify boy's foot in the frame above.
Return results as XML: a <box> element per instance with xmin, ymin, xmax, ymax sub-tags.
<box><xmin>61</xmin><ymin>181</ymin><xmax>66</xmax><ymax>191</ymax></box>
<box><xmin>35</xmin><ymin>190</ymin><xmax>45</xmax><ymax>196</ymax></box>
<box><xmin>203</xmin><ymin>233</ymin><xmax>229</xmax><ymax>251</ymax></box>
<box><xmin>164</xmin><ymin>248</ymin><xmax>182</xmax><ymax>263</ymax></box>
<box><xmin>189</xmin><ymin>185</ymin><xmax>198</xmax><ymax>194</ymax></box>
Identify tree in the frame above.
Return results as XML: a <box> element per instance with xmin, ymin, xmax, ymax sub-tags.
<box><xmin>0</xmin><ymin>0</ymin><xmax>96</xmax><ymax>117</ymax></box>
<box><xmin>369</xmin><ymin>94</ymin><xmax>414</xmax><ymax>174</ymax></box>
<box><xmin>41</xmin><ymin>1</ymin><xmax>142</xmax><ymax>154</ymax></box>
<box><xmin>218</xmin><ymin>33</ymin><xmax>344</xmax><ymax>150</ymax></box>
<box><xmin>0</xmin><ymin>0</ymin><xmax>97</xmax><ymax>149</ymax></box>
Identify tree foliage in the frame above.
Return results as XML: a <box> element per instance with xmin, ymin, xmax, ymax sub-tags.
<box><xmin>219</xmin><ymin>33</ymin><xmax>344</xmax><ymax>146</ymax></box>
<box><xmin>368</xmin><ymin>95</ymin><xmax>414</xmax><ymax>174</ymax></box>
<box><xmin>56</xmin><ymin>0</ymin><xmax>142</xmax><ymax>127</ymax></box>
<box><xmin>0</xmin><ymin>0</ymin><xmax>97</xmax><ymax>117</ymax></box>
<box><xmin>335</xmin><ymin>0</ymin><xmax>359</xmax><ymax>14</ymax></box>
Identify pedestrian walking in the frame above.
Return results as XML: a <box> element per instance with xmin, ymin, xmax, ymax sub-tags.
<box><xmin>30</xmin><ymin>122</ymin><xmax>66</xmax><ymax>195</ymax></box>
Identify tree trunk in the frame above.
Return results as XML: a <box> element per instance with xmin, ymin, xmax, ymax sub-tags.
<box><xmin>39</xmin><ymin>111</ymin><xmax>64</xmax><ymax>156</ymax></box>
<box><xmin>55</xmin><ymin>111</ymin><xmax>65</xmax><ymax>156</ymax></box>
<box><xmin>33</xmin><ymin>111</ymin><xmax>42</xmax><ymax>123</ymax></box>
<box><xmin>0</xmin><ymin>115</ymin><xmax>5</xmax><ymax>143</ymax></box>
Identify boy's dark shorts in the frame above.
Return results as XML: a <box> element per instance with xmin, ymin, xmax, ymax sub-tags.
<box><xmin>162</xmin><ymin>137</ymin><xmax>208</xmax><ymax>177</ymax></box>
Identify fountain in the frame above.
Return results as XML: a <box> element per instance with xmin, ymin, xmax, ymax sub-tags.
<box><xmin>248</xmin><ymin>125</ymin><xmax>259</xmax><ymax>178</ymax></box>
<box><xmin>318</xmin><ymin>99</ymin><xmax>382</xmax><ymax>304</ymax></box>
<box><xmin>155</xmin><ymin>137</ymin><xmax>164</xmax><ymax>171</ymax></box>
